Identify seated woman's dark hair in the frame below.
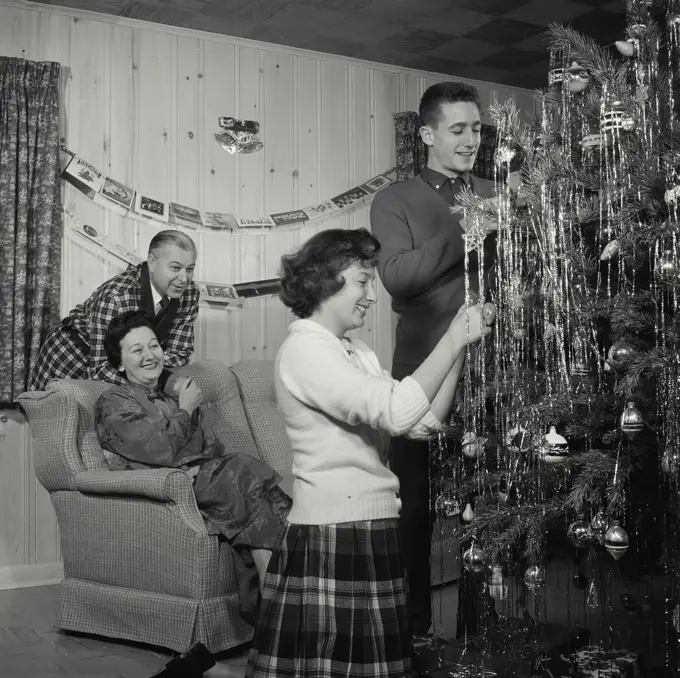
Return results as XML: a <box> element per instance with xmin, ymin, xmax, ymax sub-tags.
<box><xmin>104</xmin><ymin>310</ymin><xmax>159</xmax><ymax>368</ymax></box>
<box><xmin>279</xmin><ymin>227</ymin><xmax>381</xmax><ymax>318</ymax></box>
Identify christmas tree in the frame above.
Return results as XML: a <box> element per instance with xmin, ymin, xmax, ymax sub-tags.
<box><xmin>434</xmin><ymin>0</ymin><xmax>680</xmax><ymax>666</ymax></box>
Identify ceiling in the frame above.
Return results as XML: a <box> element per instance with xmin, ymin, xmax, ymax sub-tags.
<box><xmin>39</xmin><ymin>0</ymin><xmax>632</xmax><ymax>89</ymax></box>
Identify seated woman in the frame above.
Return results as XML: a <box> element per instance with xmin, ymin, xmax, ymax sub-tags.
<box><xmin>246</xmin><ymin>228</ymin><xmax>494</xmax><ymax>678</ymax></box>
<box><xmin>94</xmin><ymin>310</ymin><xmax>291</xmax><ymax>624</ymax></box>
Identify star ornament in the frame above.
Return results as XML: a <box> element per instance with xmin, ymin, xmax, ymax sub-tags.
<box><xmin>462</xmin><ymin>215</ymin><xmax>489</xmax><ymax>252</ymax></box>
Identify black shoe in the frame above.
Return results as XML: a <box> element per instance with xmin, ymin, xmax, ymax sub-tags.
<box><xmin>151</xmin><ymin>642</ymin><xmax>216</xmax><ymax>677</ymax></box>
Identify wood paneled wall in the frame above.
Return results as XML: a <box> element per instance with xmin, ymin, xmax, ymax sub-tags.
<box><xmin>0</xmin><ymin>0</ymin><xmax>535</xmax><ymax>586</ymax></box>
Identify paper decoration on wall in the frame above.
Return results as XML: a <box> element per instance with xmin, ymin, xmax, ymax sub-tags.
<box><xmin>59</xmin><ymin>145</ymin><xmax>395</xmax><ymax>234</ymax></box>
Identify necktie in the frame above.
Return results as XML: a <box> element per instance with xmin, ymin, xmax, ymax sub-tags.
<box><xmin>155</xmin><ymin>297</ymin><xmax>170</xmax><ymax>315</ymax></box>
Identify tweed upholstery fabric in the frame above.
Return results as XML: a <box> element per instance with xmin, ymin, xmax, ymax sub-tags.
<box><xmin>16</xmin><ymin>359</ymin><xmax>281</xmax><ymax>653</ymax></box>
<box><xmin>229</xmin><ymin>360</ymin><xmax>292</xmax><ymax>474</ymax></box>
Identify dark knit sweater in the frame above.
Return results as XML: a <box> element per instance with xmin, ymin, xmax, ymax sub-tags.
<box><xmin>370</xmin><ymin>172</ymin><xmax>496</xmax><ymax>367</ymax></box>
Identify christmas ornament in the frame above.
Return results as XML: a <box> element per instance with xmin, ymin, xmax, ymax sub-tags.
<box><xmin>662</xmin><ymin>449</ymin><xmax>680</xmax><ymax>474</ymax></box>
<box><xmin>615</xmin><ymin>38</ymin><xmax>637</xmax><ymax>57</ymax></box>
<box><xmin>548</xmin><ymin>68</ymin><xmax>565</xmax><ymax>86</ymax></box>
<box><xmin>434</xmin><ymin>494</ymin><xmax>461</xmax><ymax>519</ymax></box>
<box><xmin>591</xmin><ymin>511</ymin><xmax>608</xmax><ymax>534</ymax></box>
<box><xmin>513</xmin><ymin>326</ymin><xmax>529</xmax><ymax>340</ymax></box>
<box><xmin>571</xmin><ymin>332</ymin><xmax>592</xmax><ymax>378</ymax></box>
<box><xmin>604</xmin><ymin>520</ymin><xmax>629</xmax><ymax>560</ymax></box>
<box><xmin>605</xmin><ymin>340</ymin><xmax>635</xmax><ymax>373</ymax></box>
<box><xmin>507</xmin><ymin>425</ymin><xmax>532</xmax><ymax>453</ymax></box>
<box><xmin>218</xmin><ymin>116</ymin><xmax>260</xmax><ymax>134</ymax></box>
<box><xmin>581</xmin><ymin>132</ymin><xmax>611</xmax><ymax>151</ymax></box>
<box><xmin>664</xmin><ymin>185</ymin><xmax>680</xmax><ymax>204</ymax></box>
<box><xmin>620</xmin><ymin>401</ymin><xmax>644</xmax><ymax>435</ymax></box>
<box><xmin>462</xmin><ymin>432</ymin><xmax>487</xmax><ymax>459</ymax></box>
<box><xmin>214</xmin><ymin>129</ymin><xmax>263</xmax><ymax>155</ymax></box>
<box><xmin>524</xmin><ymin>564</ymin><xmax>546</xmax><ymax>590</ymax></box>
<box><xmin>600</xmin><ymin>240</ymin><xmax>620</xmax><ymax>261</ymax></box>
<box><xmin>601</xmin><ymin>102</ymin><xmax>635</xmax><ymax>134</ymax></box>
<box><xmin>482</xmin><ymin>301</ymin><xmax>496</xmax><ymax>325</ymax></box>
<box><xmin>537</xmin><ymin>426</ymin><xmax>569</xmax><ymax>464</ymax></box>
<box><xmin>545</xmin><ymin>323</ymin><xmax>557</xmax><ymax>339</ymax></box>
<box><xmin>566</xmin><ymin>61</ymin><xmax>590</xmax><ymax>93</ymax></box>
<box><xmin>495</xmin><ymin>140</ymin><xmax>527</xmax><ymax>173</ymax></box>
<box><xmin>654</xmin><ymin>249</ymin><xmax>679</xmax><ymax>283</ymax></box>
<box><xmin>488</xmin><ymin>565</ymin><xmax>508</xmax><ymax>601</ymax></box>
<box><xmin>567</xmin><ymin>516</ymin><xmax>593</xmax><ymax>549</ymax></box>
<box><xmin>462</xmin><ymin>545</ymin><xmax>487</xmax><ymax>574</ymax></box>
<box><xmin>462</xmin><ymin>503</ymin><xmax>475</xmax><ymax>522</ymax></box>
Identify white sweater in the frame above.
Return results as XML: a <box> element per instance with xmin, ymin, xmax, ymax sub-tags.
<box><xmin>276</xmin><ymin>319</ymin><xmax>445</xmax><ymax>525</ymax></box>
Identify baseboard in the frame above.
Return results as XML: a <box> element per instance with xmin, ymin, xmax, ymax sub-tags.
<box><xmin>0</xmin><ymin>562</ymin><xmax>64</xmax><ymax>590</ymax></box>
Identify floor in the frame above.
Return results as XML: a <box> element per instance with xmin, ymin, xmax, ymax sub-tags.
<box><xmin>0</xmin><ymin>584</ymin><xmax>250</xmax><ymax>678</ymax></box>
<box><xmin>0</xmin><ymin>584</ymin><xmax>461</xmax><ymax>678</ymax></box>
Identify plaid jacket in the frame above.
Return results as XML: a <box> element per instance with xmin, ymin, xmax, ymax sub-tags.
<box><xmin>29</xmin><ymin>263</ymin><xmax>200</xmax><ymax>390</ymax></box>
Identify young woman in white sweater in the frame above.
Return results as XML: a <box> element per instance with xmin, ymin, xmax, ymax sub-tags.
<box><xmin>246</xmin><ymin>228</ymin><xmax>494</xmax><ymax>678</ymax></box>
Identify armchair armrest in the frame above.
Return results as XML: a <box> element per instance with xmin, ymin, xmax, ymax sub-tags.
<box><xmin>73</xmin><ymin>468</ymin><xmax>208</xmax><ymax>535</ymax></box>
<box><xmin>74</xmin><ymin>468</ymin><xmax>194</xmax><ymax>501</ymax></box>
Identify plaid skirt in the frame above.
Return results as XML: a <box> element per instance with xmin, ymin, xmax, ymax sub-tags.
<box><xmin>246</xmin><ymin>518</ymin><xmax>413</xmax><ymax>678</ymax></box>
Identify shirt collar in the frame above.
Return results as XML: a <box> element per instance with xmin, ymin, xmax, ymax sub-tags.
<box><xmin>150</xmin><ymin>282</ymin><xmax>163</xmax><ymax>308</ymax></box>
<box><xmin>420</xmin><ymin>166</ymin><xmax>471</xmax><ymax>192</ymax></box>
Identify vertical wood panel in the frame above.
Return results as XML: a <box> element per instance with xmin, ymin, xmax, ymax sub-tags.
<box><xmin>107</xmin><ymin>25</ymin><xmax>138</xmax><ymax>257</ymax></box>
<box><xmin>320</xmin><ymin>61</ymin><xmax>350</xmax><ymax>232</ymax></box>
<box><xmin>65</xmin><ymin>18</ymin><xmax>113</xmax><ymax>310</ymax></box>
<box><xmin>350</xmin><ymin>65</ymin><xmax>374</xmax><ymax>348</ymax></box>
<box><xmin>371</xmin><ymin>70</ymin><xmax>399</xmax><ymax>367</ymax></box>
<box><xmin>0</xmin><ymin>410</ymin><xmax>26</xmax><ymax>567</ymax></box>
<box><xmin>236</xmin><ymin>47</ymin><xmax>265</xmax><ymax>360</ymax></box>
<box><xmin>295</xmin><ymin>56</ymin><xmax>321</xmax><ymax>247</ymax></box>
<box><xmin>0</xmin><ymin>5</ymin><xmax>38</xmax><ymax>58</ymax></box>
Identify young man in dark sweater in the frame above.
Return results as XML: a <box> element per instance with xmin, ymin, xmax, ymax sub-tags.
<box><xmin>370</xmin><ymin>82</ymin><xmax>497</xmax><ymax>641</ymax></box>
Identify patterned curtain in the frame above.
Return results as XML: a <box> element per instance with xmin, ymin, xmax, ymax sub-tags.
<box><xmin>394</xmin><ymin>112</ymin><xmax>427</xmax><ymax>183</ymax></box>
<box><xmin>0</xmin><ymin>58</ymin><xmax>62</xmax><ymax>403</ymax></box>
<box><xmin>393</xmin><ymin>111</ymin><xmax>498</xmax><ymax>182</ymax></box>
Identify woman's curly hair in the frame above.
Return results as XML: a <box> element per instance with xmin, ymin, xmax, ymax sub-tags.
<box><xmin>279</xmin><ymin>228</ymin><xmax>381</xmax><ymax>318</ymax></box>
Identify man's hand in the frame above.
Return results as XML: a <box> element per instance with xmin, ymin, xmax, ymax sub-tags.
<box><xmin>461</xmin><ymin>213</ymin><xmax>498</xmax><ymax>235</ymax></box>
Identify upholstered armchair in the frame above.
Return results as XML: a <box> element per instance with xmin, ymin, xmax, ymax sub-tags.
<box><xmin>18</xmin><ymin>359</ymin><xmax>293</xmax><ymax>654</ymax></box>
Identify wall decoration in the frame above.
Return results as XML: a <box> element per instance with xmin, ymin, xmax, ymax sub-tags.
<box><xmin>214</xmin><ymin>116</ymin><xmax>263</xmax><ymax>154</ymax></box>
<box><xmin>59</xmin><ymin>146</ymin><xmax>395</xmax><ymax>233</ymax></box>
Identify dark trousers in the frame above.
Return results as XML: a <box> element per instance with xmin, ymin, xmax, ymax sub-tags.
<box><xmin>390</xmin><ymin>362</ymin><xmax>436</xmax><ymax>636</ymax></box>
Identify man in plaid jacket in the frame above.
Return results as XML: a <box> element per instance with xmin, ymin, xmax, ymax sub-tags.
<box><xmin>29</xmin><ymin>230</ymin><xmax>200</xmax><ymax>391</ymax></box>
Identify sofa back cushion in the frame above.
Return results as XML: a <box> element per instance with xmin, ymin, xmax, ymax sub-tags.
<box><xmin>172</xmin><ymin>361</ymin><xmax>260</xmax><ymax>460</ymax></box>
<box><xmin>230</xmin><ymin>360</ymin><xmax>293</xmax><ymax>474</ymax></box>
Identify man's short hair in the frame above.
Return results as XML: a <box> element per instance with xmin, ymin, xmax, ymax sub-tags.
<box><xmin>419</xmin><ymin>82</ymin><xmax>482</xmax><ymax>128</ymax></box>
<box><xmin>148</xmin><ymin>230</ymin><xmax>197</xmax><ymax>257</ymax></box>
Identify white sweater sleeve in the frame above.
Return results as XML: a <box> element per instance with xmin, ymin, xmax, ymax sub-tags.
<box><xmin>279</xmin><ymin>332</ymin><xmax>431</xmax><ymax>437</ymax></box>
<box><xmin>380</xmin><ymin>369</ymin><xmax>446</xmax><ymax>440</ymax></box>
